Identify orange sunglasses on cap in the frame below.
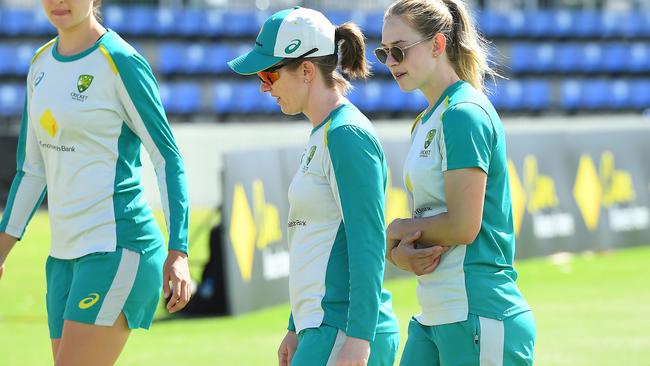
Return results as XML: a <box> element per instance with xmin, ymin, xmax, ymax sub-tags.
<box><xmin>256</xmin><ymin>48</ymin><xmax>320</xmax><ymax>86</ymax></box>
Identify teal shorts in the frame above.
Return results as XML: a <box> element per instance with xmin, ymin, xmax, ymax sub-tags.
<box><xmin>292</xmin><ymin>324</ymin><xmax>399</xmax><ymax>366</ymax></box>
<box><xmin>400</xmin><ymin>311</ymin><xmax>535</xmax><ymax>366</ymax></box>
<box><xmin>45</xmin><ymin>245</ymin><xmax>166</xmax><ymax>339</ymax></box>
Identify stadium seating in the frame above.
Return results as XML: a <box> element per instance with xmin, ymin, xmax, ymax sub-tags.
<box><xmin>1</xmin><ymin>5</ymin><xmax>649</xmax><ymax>118</ymax></box>
<box><xmin>0</xmin><ymin>84</ymin><xmax>25</xmax><ymax>117</ymax></box>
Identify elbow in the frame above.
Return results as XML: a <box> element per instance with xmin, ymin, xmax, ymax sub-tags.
<box><xmin>449</xmin><ymin>222</ymin><xmax>480</xmax><ymax>245</ymax></box>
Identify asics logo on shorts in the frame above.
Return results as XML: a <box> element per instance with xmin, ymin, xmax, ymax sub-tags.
<box><xmin>78</xmin><ymin>293</ymin><xmax>101</xmax><ymax>309</ymax></box>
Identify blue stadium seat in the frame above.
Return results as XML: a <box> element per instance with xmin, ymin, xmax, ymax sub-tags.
<box><xmin>509</xmin><ymin>43</ymin><xmax>534</xmax><ymax>73</ymax></box>
<box><xmin>531</xmin><ymin>43</ymin><xmax>556</xmax><ymax>73</ymax></box>
<box><xmin>177</xmin><ymin>8</ymin><xmax>204</xmax><ymax>36</ymax></box>
<box><xmin>485</xmin><ymin>80</ymin><xmax>501</xmax><ymax>109</ymax></box>
<box><xmin>628</xmin><ymin>43</ymin><xmax>650</xmax><ymax>72</ymax></box>
<box><xmin>561</xmin><ymin>79</ymin><xmax>583</xmax><ymax>110</ymax></box>
<box><xmin>523</xmin><ymin>10</ymin><xmax>550</xmax><ymax>38</ymax></box>
<box><xmin>601</xmin><ymin>11</ymin><xmax>623</xmax><ymax>38</ymax></box>
<box><xmin>619</xmin><ymin>12</ymin><xmax>646</xmax><ymax>38</ymax></box>
<box><xmin>547</xmin><ymin>9</ymin><xmax>576</xmax><ymax>38</ymax></box>
<box><xmin>600</xmin><ymin>11</ymin><xmax>642</xmax><ymax>38</ymax></box>
<box><xmin>555</xmin><ymin>43</ymin><xmax>580</xmax><ymax>73</ymax></box>
<box><xmin>160</xmin><ymin>83</ymin><xmax>201</xmax><ymax>114</ymax></box>
<box><xmin>0</xmin><ymin>45</ymin><xmax>12</xmax><ymax>75</ymax></box>
<box><xmin>523</xmin><ymin>79</ymin><xmax>550</xmax><ymax>110</ymax></box>
<box><xmin>582</xmin><ymin>80</ymin><xmax>608</xmax><ymax>109</ymax></box>
<box><xmin>103</xmin><ymin>6</ymin><xmax>128</xmax><ymax>34</ymax></box>
<box><xmin>173</xmin><ymin>83</ymin><xmax>202</xmax><ymax>114</ymax></box>
<box><xmin>573</xmin><ymin>11</ymin><xmax>600</xmax><ymax>38</ymax></box>
<box><xmin>580</xmin><ymin>43</ymin><xmax>604</xmax><ymax>73</ymax></box>
<box><xmin>152</xmin><ymin>7</ymin><xmax>177</xmax><ymax>36</ymax></box>
<box><xmin>203</xmin><ymin>9</ymin><xmax>225</xmax><ymax>37</ymax></box>
<box><xmin>364</xmin><ymin>11</ymin><xmax>384</xmax><ymax>39</ymax></box>
<box><xmin>477</xmin><ymin>10</ymin><xmax>509</xmax><ymax>38</ymax></box>
<box><xmin>13</xmin><ymin>44</ymin><xmax>36</xmax><ymax>76</ymax></box>
<box><xmin>234</xmin><ymin>82</ymin><xmax>263</xmax><ymax>113</ymax></box>
<box><xmin>361</xmin><ymin>81</ymin><xmax>385</xmax><ymax>112</ymax></box>
<box><xmin>181</xmin><ymin>44</ymin><xmax>209</xmax><ymax>74</ymax></box>
<box><xmin>325</xmin><ymin>10</ymin><xmax>353</xmax><ymax>29</ymax></box>
<box><xmin>158</xmin><ymin>83</ymin><xmax>172</xmax><ymax>112</ymax></box>
<box><xmin>602</xmin><ymin>43</ymin><xmax>627</xmax><ymax>73</ymax></box>
<box><xmin>206</xmin><ymin>44</ymin><xmax>236</xmax><ymax>74</ymax></box>
<box><xmin>607</xmin><ymin>80</ymin><xmax>632</xmax><ymax>109</ymax></box>
<box><xmin>0</xmin><ymin>84</ymin><xmax>25</xmax><ymax>117</ymax></box>
<box><xmin>641</xmin><ymin>12</ymin><xmax>650</xmax><ymax>37</ymax></box>
<box><xmin>500</xmin><ymin>80</ymin><xmax>525</xmax><ymax>111</ymax></box>
<box><xmin>158</xmin><ymin>43</ymin><xmax>183</xmax><ymax>75</ymax></box>
<box><xmin>346</xmin><ymin>82</ymin><xmax>365</xmax><ymax>110</ymax></box>
<box><xmin>631</xmin><ymin>80</ymin><xmax>650</xmax><ymax>109</ymax></box>
<box><xmin>125</xmin><ymin>6</ymin><xmax>156</xmax><ymax>35</ymax></box>
<box><xmin>222</xmin><ymin>10</ymin><xmax>261</xmax><ymax>37</ymax></box>
<box><xmin>1</xmin><ymin>8</ymin><xmax>32</xmax><ymax>36</ymax></box>
<box><xmin>212</xmin><ymin>83</ymin><xmax>235</xmax><ymax>114</ymax></box>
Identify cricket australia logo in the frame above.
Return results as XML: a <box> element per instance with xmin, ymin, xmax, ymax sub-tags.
<box><xmin>420</xmin><ymin>129</ymin><xmax>436</xmax><ymax>157</ymax></box>
<box><xmin>77</xmin><ymin>74</ymin><xmax>94</xmax><ymax>93</ymax></box>
<box><xmin>71</xmin><ymin>74</ymin><xmax>93</xmax><ymax>102</ymax></box>
<box><xmin>301</xmin><ymin>145</ymin><xmax>317</xmax><ymax>172</ymax></box>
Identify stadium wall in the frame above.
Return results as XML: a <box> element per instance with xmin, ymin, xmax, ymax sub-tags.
<box><xmin>216</xmin><ymin>115</ymin><xmax>650</xmax><ymax>315</ymax></box>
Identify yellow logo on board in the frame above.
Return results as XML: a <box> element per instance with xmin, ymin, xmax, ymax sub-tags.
<box><xmin>574</xmin><ymin>151</ymin><xmax>642</xmax><ymax>231</ymax></box>
<box><xmin>39</xmin><ymin>109</ymin><xmax>58</xmax><ymax>137</ymax></box>
<box><xmin>600</xmin><ymin>151</ymin><xmax>635</xmax><ymax>207</ymax></box>
<box><xmin>524</xmin><ymin>155</ymin><xmax>559</xmax><ymax>213</ymax></box>
<box><xmin>78</xmin><ymin>293</ymin><xmax>100</xmax><ymax>309</ymax></box>
<box><xmin>573</xmin><ymin>155</ymin><xmax>602</xmax><ymax>230</ymax></box>
<box><xmin>229</xmin><ymin>180</ymin><xmax>282</xmax><ymax>282</ymax></box>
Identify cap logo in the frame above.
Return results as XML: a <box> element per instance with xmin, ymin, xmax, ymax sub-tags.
<box><xmin>285</xmin><ymin>39</ymin><xmax>301</xmax><ymax>54</ymax></box>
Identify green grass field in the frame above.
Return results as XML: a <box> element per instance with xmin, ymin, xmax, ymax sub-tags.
<box><xmin>1</xmin><ymin>211</ymin><xmax>649</xmax><ymax>366</ymax></box>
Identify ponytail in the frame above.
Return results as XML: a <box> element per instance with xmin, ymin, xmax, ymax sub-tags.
<box><xmin>335</xmin><ymin>22</ymin><xmax>371</xmax><ymax>81</ymax></box>
<box><xmin>441</xmin><ymin>0</ymin><xmax>492</xmax><ymax>90</ymax></box>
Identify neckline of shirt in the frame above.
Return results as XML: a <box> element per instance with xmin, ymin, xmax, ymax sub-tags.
<box><xmin>51</xmin><ymin>29</ymin><xmax>113</xmax><ymax>62</ymax></box>
<box><xmin>310</xmin><ymin>103</ymin><xmax>350</xmax><ymax>136</ymax></box>
<box><xmin>420</xmin><ymin>79</ymin><xmax>466</xmax><ymax>125</ymax></box>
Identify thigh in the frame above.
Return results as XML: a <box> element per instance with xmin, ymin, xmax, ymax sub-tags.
<box><xmin>291</xmin><ymin>325</ymin><xmax>340</xmax><ymax>366</ymax></box>
<box><xmin>55</xmin><ymin>312</ymin><xmax>130</xmax><ymax>366</ymax></box>
<box><xmin>46</xmin><ymin>256</ymin><xmax>74</xmax><ymax>340</ymax></box>
<box><xmin>502</xmin><ymin>311</ymin><xmax>536</xmax><ymax>366</ymax></box>
<box><xmin>64</xmin><ymin>247</ymin><xmax>162</xmax><ymax>330</ymax></box>
<box><xmin>369</xmin><ymin>332</ymin><xmax>399</xmax><ymax>366</ymax></box>
<box><xmin>435</xmin><ymin>315</ymin><xmax>480</xmax><ymax>366</ymax></box>
<box><xmin>400</xmin><ymin>317</ymin><xmax>440</xmax><ymax>366</ymax></box>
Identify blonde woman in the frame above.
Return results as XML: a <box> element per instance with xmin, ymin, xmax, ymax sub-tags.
<box><xmin>0</xmin><ymin>1</ymin><xmax>191</xmax><ymax>364</ymax></box>
<box><xmin>377</xmin><ymin>0</ymin><xmax>535</xmax><ymax>365</ymax></box>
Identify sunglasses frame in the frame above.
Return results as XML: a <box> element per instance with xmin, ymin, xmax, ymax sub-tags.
<box><xmin>374</xmin><ymin>35</ymin><xmax>435</xmax><ymax>64</ymax></box>
<box><xmin>257</xmin><ymin>47</ymin><xmax>320</xmax><ymax>86</ymax></box>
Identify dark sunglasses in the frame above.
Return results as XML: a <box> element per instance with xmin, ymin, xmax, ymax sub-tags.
<box><xmin>257</xmin><ymin>48</ymin><xmax>319</xmax><ymax>86</ymax></box>
<box><xmin>374</xmin><ymin>35</ymin><xmax>434</xmax><ymax>64</ymax></box>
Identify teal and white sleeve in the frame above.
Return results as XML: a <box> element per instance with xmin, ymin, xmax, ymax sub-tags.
<box><xmin>112</xmin><ymin>52</ymin><xmax>190</xmax><ymax>254</ymax></box>
<box><xmin>441</xmin><ymin>102</ymin><xmax>493</xmax><ymax>173</ymax></box>
<box><xmin>0</xmin><ymin>75</ymin><xmax>47</xmax><ymax>239</ymax></box>
<box><xmin>327</xmin><ymin>125</ymin><xmax>386</xmax><ymax>342</ymax></box>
